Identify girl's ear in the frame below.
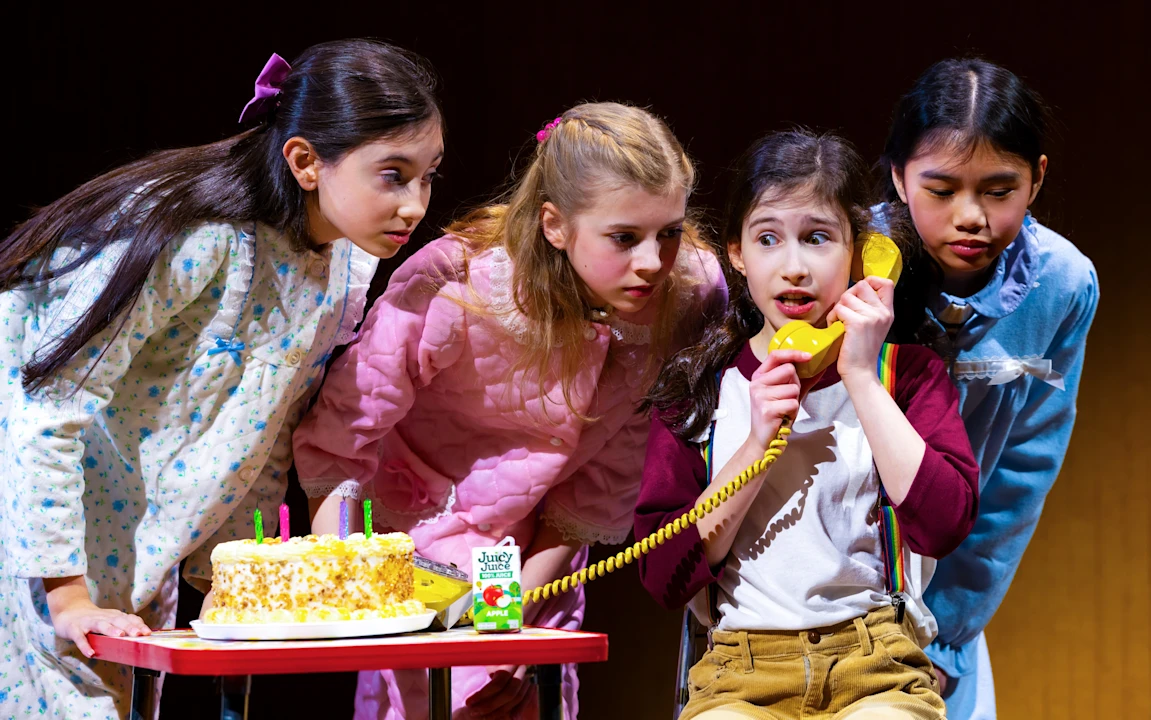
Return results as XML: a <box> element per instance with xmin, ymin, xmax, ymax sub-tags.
<box><xmin>541</xmin><ymin>202</ymin><xmax>567</xmax><ymax>251</ymax></box>
<box><xmin>890</xmin><ymin>166</ymin><xmax>909</xmax><ymax>204</ymax></box>
<box><xmin>283</xmin><ymin>137</ymin><xmax>322</xmax><ymax>191</ymax></box>
<box><xmin>728</xmin><ymin>238</ymin><xmax>747</xmax><ymax>276</ymax></box>
<box><xmin>1028</xmin><ymin>155</ymin><xmax>1049</xmax><ymax>205</ymax></box>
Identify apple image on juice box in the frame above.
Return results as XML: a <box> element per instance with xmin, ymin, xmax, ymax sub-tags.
<box><xmin>471</xmin><ymin>537</ymin><xmax>523</xmax><ymax>633</ymax></box>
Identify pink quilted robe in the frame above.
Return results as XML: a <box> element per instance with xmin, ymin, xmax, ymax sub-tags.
<box><xmin>293</xmin><ymin>236</ymin><xmax>725</xmax><ymax>719</ymax></box>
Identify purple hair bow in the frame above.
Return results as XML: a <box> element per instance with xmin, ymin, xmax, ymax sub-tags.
<box><xmin>238</xmin><ymin>53</ymin><xmax>292</xmax><ymax>123</ymax></box>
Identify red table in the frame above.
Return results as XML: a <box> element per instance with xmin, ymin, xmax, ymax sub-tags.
<box><xmin>90</xmin><ymin>626</ymin><xmax>608</xmax><ymax>719</ymax></box>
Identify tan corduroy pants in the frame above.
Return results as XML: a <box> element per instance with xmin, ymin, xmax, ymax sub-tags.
<box><xmin>681</xmin><ymin>606</ymin><xmax>945</xmax><ymax>720</ymax></box>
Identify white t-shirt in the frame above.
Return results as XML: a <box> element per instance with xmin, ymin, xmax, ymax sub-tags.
<box><xmin>709</xmin><ymin>365</ymin><xmax>936</xmax><ymax>644</ymax></box>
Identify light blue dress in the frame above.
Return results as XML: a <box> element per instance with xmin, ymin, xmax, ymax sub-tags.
<box><xmin>878</xmin><ymin>207</ymin><xmax>1099</xmax><ymax>719</ymax></box>
<box><xmin>0</xmin><ymin>222</ymin><xmax>376</xmax><ymax>718</ymax></box>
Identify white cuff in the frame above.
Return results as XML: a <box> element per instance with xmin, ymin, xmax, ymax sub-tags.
<box><xmin>301</xmin><ymin>479</ymin><xmax>364</xmax><ymax>500</ymax></box>
<box><xmin>541</xmin><ymin>501</ymin><xmax>629</xmax><ymax>545</ymax></box>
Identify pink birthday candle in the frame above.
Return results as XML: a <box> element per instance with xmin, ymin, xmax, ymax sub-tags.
<box><xmin>279</xmin><ymin>503</ymin><xmax>290</xmax><ymax>542</ymax></box>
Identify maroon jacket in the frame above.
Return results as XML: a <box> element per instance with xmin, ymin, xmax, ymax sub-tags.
<box><xmin>634</xmin><ymin>342</ymin><xmax>979</xmax><ymax>611</ymax></box>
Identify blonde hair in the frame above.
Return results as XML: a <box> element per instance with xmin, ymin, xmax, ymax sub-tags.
<box><xmin>447</xmin><ymin>102</ymin><xmax>709</xmax><ymax>418</ymax></box>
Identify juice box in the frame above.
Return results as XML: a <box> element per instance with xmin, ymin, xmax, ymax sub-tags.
<box><xmin>471</xmin><ymin>537</ymin><xmax>522</xmax><ymax>632</ymax></box>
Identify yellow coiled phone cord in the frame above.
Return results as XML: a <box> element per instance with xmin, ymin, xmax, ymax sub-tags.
<box><xmin>524</xmin><ymin>422</ymin><xmax>792</xmax><ymax>604</ymax></box>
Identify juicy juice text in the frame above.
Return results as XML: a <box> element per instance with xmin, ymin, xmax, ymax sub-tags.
<box><xmin>472</xmin><ymin>541</ymin><xmax>523</xmax><ymax>632</ymax></box>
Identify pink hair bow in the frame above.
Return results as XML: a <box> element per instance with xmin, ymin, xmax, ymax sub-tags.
<box><xmin>238</xmin><ymin>53</ymin><xmax>292</xmax><ymax>124</ymax></box>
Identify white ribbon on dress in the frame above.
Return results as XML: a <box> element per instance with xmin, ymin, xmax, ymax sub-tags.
<box><xmin>953</xmin><ymin>356</ymin><xmax>1065</xmax><ymax>390</ymax></box>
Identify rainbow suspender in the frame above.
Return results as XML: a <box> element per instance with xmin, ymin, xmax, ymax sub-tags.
<box><xmin>876</xmin><ymin>343</ymin><xmax>908</xmax><ymax>619</ymax></box>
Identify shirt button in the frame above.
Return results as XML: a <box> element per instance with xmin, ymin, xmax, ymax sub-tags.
<box><xmin>239</xmin><ymin>465</ymin><xmax>258</xmax><ymax>482</ymax></box>
<box><xmin>584</xmin><ymin>327</ymin><xmax>597</xmax><ymax>341</ymax></box>
<box><xmin>550</xmin><ymin>437</ymin><xmax>563</xmax><ymax>447</ymax></box>
<box><xmin>807</xmin><ymin>631</ymin><xmax>821</xmax><ymax>645</ymax></box>
<box><xmin>308</xmin><ymin>260</ymin><xmax>328</xmax><ymax>278</ymax></box>
<box><xmin>477</xmin><ymin>523</ymin><xmax>491</xmax><ymax>532</ymax></box>
<box><xmin>714</xmin><ymin>408</ymin><xmax>729</xmax><ymax>419</ymax></box>
<box><xmin>285</xmin><ymin>349</ymin><xmax>304</xmax><ymax>366</ymax></box>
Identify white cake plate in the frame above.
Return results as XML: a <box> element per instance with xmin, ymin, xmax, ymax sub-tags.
<box><xmin>191</xmin><ymin>610</ymin><xmax>437</xmax><ymax>641</ymax></box>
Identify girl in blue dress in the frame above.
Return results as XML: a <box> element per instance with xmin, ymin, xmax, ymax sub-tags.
<box><xmin>876</xmin><ymin>57</ymin><xmax>1099</xmax><ymax>720</ymax></box>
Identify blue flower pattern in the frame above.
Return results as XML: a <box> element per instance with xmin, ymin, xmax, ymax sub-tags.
<box><xmin>0</xmin><ymin>221</ymin><xmax>376</xmax><ymax>718</ymax></box>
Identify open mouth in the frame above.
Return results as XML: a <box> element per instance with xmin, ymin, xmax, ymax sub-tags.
<box><xmin>775</xmin><ymin>292</ymin><xmax>816</xmax><ymax>317</ymax></box>
<box><xmin>624</xmin><ymin>285</ymin><xmax>655</xmax><ymax>298</ymax></box>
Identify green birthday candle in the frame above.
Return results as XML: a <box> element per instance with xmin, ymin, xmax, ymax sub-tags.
<box><xmin>254</xmin><ymin>508</ymin><xmax>264</xmax><ymax>544</ymax></box>
<box><xmin>363</xmin><ymin>499</ymin><xmax>372</xmax><ymax>539</ymax></box>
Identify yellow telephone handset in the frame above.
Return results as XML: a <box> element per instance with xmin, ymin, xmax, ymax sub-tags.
<box><xmin>767</xmin><ymin>232</ymin><xmax>902</xmax><ymax>378</ymax></box>
<box><xmin>768</xmin><ymin>321</ymin><xmax>845</xmax><ymax>379</ymax></box>
<box><xmin>522</xmin><ymin>233</ymin><xmax>903</xmax><ymax>606</ymax></box>
<box><xmin>860</xmin><ymin>231</ymin><xmax>903</xmax><ymax>286</ymax></box>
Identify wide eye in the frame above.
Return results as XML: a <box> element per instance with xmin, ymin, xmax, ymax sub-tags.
<box><xmin>804</xmin><ymin>231</ymin><xmax>832</xmax><ymax>246</ymax></box>
<box><xmin>757</xmin><ymin>233</ymin><xmax>779</xmax><ymax>247</ymax></box>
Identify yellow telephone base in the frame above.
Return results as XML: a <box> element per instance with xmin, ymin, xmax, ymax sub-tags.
<box><xmin>413</xmin><ymin>559</ymin><xmax>473</xmax><ymax>612</ymax></box>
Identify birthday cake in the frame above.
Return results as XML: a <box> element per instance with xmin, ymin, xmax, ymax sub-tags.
<box><xmin>204</xmin><ymin>532</ymin><xmax>425</xmax><ymax>624</ymax></box>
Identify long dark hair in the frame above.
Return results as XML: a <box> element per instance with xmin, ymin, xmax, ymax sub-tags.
<box><xmin>1</xmin><ymin>39</ymin><xmax>441</xmax><ymax>391</ymax></box>
<box><xmin>645</xmin><ymin>130</ymin><xmax>875</xmax><ymax>441</ymax></box>
<box><xmin>880</xmin><ymin>57</ymin><xmax>1049</xmax><ymax>351</ymax></box>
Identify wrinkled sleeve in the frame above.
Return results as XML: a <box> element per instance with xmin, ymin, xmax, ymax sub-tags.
<box><xmin>925</xmin><ymin>268</ymin><xmax>1099</xmax><ymax>677</ymax></box>
<box><xmin>4</xmin><ymin>225</ymin><xmax>233</xmax><ymax>579</ymax></box>
<box><xmin>633</xmin><ymin>409</ymin><xmax>716</xmax><ymax>610</ymax></box>
<box><xmin>292</xmin><ymin>241</ymin><xmax>466</xmax><ymax>504</ymax></box>
<box><xmin>890</xmin><ymin>345</ymin><xmax>981</xmax><ymax>559</ymax></box>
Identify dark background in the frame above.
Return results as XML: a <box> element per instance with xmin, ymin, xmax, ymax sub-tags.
<box><xmin>5</xmin><ymin>2</ymin><xmax>1148</xmax><ymax>718</ymax></box>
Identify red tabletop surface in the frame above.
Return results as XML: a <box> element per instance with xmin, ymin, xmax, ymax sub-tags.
<box><xmin>89</xmin><ymin>627</ymin><xmax>608</xmax><ymax>676</ymax></box>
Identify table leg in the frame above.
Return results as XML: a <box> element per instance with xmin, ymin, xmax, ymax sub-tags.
<box><xmin>130</xmin><ymin>667</ymin><xmax>160</xmax><ymax>720</ymax></box>
<box><xmin>218</xmin><ymin>675</ymin><xmax>251</xmax><ymax>720</ymax></box>
<box><xmin>536</xmin><ymin>664</ymin><xmax>563</xmax><ymax>720</ymax></box>
<box><xmin>428</xmin><ymin>667</ymin><xmax>452</xmax><ymax>720</ymax></box>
